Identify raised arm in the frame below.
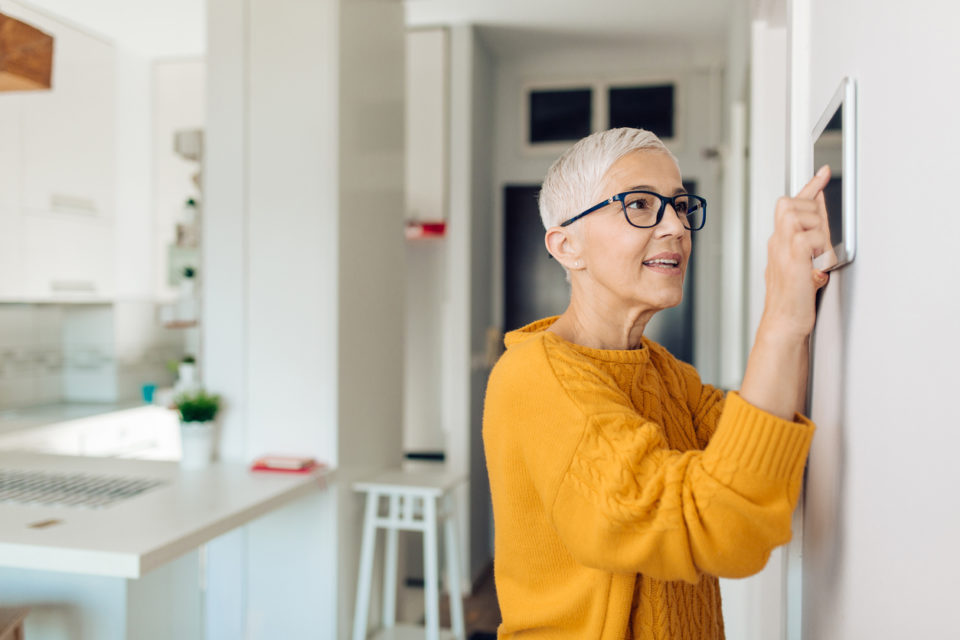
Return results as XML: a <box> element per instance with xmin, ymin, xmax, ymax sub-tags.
<box><xmin>741</xmin><ymin>166</ymin><xmax>832</xmax><ymax>420</ymax></box>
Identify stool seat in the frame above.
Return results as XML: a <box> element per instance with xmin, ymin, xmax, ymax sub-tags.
<box><xmin>354</xmin><ymin>470</ymin><xmax>465</xmax><ymax>496</ymax></box>
<box><xmin>352</xmin><ymin>468</ymin><xmax>467</xmax><ymax>640</ymax></box>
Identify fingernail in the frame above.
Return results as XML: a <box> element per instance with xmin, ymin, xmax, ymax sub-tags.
<box><xmin>817</xmin><ymin>165</ymin><xmax>829</xmax><ymax>177</ymax></box>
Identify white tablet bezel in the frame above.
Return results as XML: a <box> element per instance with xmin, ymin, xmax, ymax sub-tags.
<box><xmin>811</xmin><ymin>77</ymin><xmax>857</xmax><ymax>272</ymax></box>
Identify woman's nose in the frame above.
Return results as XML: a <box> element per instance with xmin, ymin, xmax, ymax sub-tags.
<box><xmin>656</xmin><ymin>203</ymin><xmax>686</xmax><ymax>236</ymax></box>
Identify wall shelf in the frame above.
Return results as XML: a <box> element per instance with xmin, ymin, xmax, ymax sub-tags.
<box><xmin>162</xmin><ymin>320</ymin><xmax>198</xmax><ymax>330</ymax></box>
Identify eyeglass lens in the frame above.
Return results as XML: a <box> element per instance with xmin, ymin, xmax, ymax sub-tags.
<box><xmin>621</xmin><ymin>192</ymin><xmax>705</xmax><ymax>230</ymax></box>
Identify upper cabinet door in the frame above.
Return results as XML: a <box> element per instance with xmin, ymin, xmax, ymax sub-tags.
<box><xmin>22</xmin><ymin>213</ymin><xmax>114</xmax><ymax>300</ymax></box>
<box><xmin>16</xmin><ymin>8</ymin><xmax>115</xmax><ymax>220</ymax></box>
<box><xmin>405</xmin><ymin>28</ymin><xmax>449</xmax><ymax>222</ymax></box>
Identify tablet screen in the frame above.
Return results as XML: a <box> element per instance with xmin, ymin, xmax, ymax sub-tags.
<box><xmin>812</xmin><ymin>78</ymin><xmax>856</xmax><ymax>271</ymax></box>
<box><xmin>813</xmin><ymin>106</ymin><xmax>843</xmax><ymax>270</ymax></box>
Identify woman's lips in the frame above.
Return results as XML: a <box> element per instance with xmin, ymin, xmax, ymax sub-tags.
<box><xmin>642</xmin><ymin>252</ymin><xmax>683</xmax><ymax>274</ymax></box>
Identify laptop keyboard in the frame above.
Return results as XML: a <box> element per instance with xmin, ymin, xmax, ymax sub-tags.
<box><xmin>0</xmin><ymin>469</ymin><xmax>166</xmax><ymax>509</ymax></box>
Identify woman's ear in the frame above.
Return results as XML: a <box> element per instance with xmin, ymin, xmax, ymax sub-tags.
<box><xmin>545</xmin><ymin>227</ymin><xmax>584</xmax><ymax>272</ymax></box>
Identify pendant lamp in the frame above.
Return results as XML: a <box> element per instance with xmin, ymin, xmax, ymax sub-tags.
<box><xmin>0</xmin><ymin>12</ymin><xmax>54</xmax><ymax>92</ymax></box>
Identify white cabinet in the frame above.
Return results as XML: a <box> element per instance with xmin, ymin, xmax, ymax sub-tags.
<box><xmin>405</xmin><ymin>28</ymin><xmax>448</xmax><ymax>221</ymax></box>
<box><xmin>0</xmin><ymin>4</ymin><xmax>117</xmax><ymax>301</ymax></box>
<box><xmin>22</xmin><ymin>213</ymin><xmax>115</xmax><ymax>299</ymax></box>
<box><xmin>15</xmin><ymin>6</ymin><xmax>115</xmax><ymax>219</ymax></box>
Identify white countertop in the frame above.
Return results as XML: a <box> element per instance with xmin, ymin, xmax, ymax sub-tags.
<box><xmin>0</xmin><ymin>401</ymin><xmax>142</xmax><ymax>436</ymax></box>
<box><xmin>0</xmin><ymin>451</ymin><xmax>329</xmax><ymax>578</ymax></box>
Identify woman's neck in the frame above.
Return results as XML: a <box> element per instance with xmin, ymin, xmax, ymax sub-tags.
<box><xmin>549</xmin><ymin>287</ymin><xmax>656</xmax><ymax>350</ymax></box>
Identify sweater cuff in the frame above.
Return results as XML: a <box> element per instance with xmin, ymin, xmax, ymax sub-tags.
<box><xmin>702</xmin><ymin>391</ymin><xmax>815</xmax><ymax>483</ymax></box>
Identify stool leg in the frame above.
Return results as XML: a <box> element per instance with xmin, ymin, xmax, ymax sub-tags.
<box><xmin>443</xmin><ymin>493</ymin><xmax>466</xmax><ymax>639</ymax></box>
<box><xmin>382</xmin><ymin>493</ymin><xmax>400</xmax><ymax>628</ymax></box>
<box><xmin>353</xmin><ymin>491</ymin><xmax>379</xmax><ymax>640</ymax></box>
<box><xmin>422</xmin><ymin>496</ymin><xmax>440</xmax><ymax>640</ymax></box>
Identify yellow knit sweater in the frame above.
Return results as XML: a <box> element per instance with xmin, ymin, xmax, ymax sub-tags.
<box><xmin>482</xmin><ymin>318</ymin><xmax>815</xmax><ymax>639</ymax></box>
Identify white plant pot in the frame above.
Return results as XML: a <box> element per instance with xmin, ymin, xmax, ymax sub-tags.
<box><xmin>177</xmin><ymin>363</ymin><xmax>197</xmax><ymax>392</ymax></box>
<box><xmin>179</xmin><ymin>420</ymin><xmax>215</xmax><ymax>469</ymax></box>
<box><xmin>180</xmin><ymin>278</ymin><xmax>196</xmax><ymax>297</ymax></box>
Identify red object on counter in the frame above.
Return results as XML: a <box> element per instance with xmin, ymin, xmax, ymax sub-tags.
<box><xmin>405</xmin><ymin>220</ymin><xmax>446</xmax><ymax>239</ymax></box>
<box><xmin>250</xmin><ymin>455</ymin><xmax>323</xmax><ymax>474</ymax></box>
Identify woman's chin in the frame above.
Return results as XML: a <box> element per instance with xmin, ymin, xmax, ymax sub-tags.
<box><xmin>634</xmin><ymin>292</ymin><xmax>683</xmax><ymax>312</ymax></box>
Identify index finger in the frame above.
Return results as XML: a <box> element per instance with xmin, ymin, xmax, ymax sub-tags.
<box><xmin>815</xmin><ymin>190</ymin><xmax>828</xmax><ymax>224</ymax></box>
<box><xmin>796</xmin><ymin>164</ymin><xmax>831</xmax><ymax>200</ymax></box>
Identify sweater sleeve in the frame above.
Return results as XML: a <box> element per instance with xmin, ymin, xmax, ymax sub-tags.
<box><xmin>549</xmin><ymin>389</ymin><xmax>814</xmax><ymax>584</ymax></box>
<box><xmin>678</xmin><ymin>358</ymin><xmax>726</xmax><ymax>448</ymax></box>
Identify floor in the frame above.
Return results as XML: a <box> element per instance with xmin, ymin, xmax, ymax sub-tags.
<box><xmin>442</xmin><ymin>564</ymin><xmax>500</xmax><ymax>639</ymax></box>
<box><xmin>400</xmin><ymin>562</ymin><xmax>501</xmax><ymax>639</ymax></box>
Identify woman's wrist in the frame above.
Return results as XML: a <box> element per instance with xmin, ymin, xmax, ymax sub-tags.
<box><xmin>755</xmin><ymin>312</ymin><xmax>812</xmax><ymax>347</ymax></box>
<box><xmin>741</xmin><ymin>322</ymin><xmax>810</xmax><ymax>421</ymax></box>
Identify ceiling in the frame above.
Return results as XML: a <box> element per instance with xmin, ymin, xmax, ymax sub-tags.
<box><xmin>13</xmin><ymin>0</ymin><xmax>205</xmax><ymax>58</ymax></box>
<box><xmin>406</xmin><ymin>0</ymin><xmax>737</xmax><ymax>56</ymax></box>
<box><xmin>14</xmin><ymin>0</ymin><xmax>736</xmax><ymax>59</ymax></box>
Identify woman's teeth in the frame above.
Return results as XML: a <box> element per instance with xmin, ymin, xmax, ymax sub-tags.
<box><xmin>643</xmin><ymin>259</ymin><xmax>679</xmax><ymax>267</ymax></box>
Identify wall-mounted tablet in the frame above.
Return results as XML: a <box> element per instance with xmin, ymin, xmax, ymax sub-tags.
<box><xmin>812</xmin><ymin>77</ymin><xmax>857</xmax><ymax>271</ymax></box>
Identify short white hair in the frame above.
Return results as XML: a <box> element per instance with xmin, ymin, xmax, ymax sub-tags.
<box><xmin>538</xmin><ymin>128</ymin><xmax>678</xmax><ymax>230</ymax></box>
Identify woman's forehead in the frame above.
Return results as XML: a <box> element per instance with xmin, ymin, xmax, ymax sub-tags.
<box><xmin>600</xmin><ymin>151</ymin><xmax>683</xmax><ymax>193</ymax></box>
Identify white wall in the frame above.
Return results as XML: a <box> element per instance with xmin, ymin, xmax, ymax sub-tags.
<box><xmin>789</xmin><ymin>0</ymin><xmax>960</xmax><ymax>637</ymax></box>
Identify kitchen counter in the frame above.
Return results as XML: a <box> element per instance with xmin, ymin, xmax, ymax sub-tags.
<box><xmin>0</xmin><ymin>401</ymin><xmax>141</xmax><ymax>436</ymax></box>
<box><xmin>0</xmin><ymin>451</ymin><xmax>329</xmax><ymax>578</ymax></box>
<box><xmin>0</xmin><ymin>404</ymin><xmax>181</xmax><ymax>459</ymax></box>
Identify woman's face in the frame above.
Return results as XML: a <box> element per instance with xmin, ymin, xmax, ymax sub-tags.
<box><xmin>575</xmin><ymin>150</ymin><xmax>691</xmax><ymax>313</ymax></box>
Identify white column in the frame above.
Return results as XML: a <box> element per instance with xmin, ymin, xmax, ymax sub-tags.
<box><xmin>204</xmin><ymin>0</ymin><xmax>406</xmax><ymax>636</ymax></box>
<box><xmin>203</xmin><ymin>1</ymin><xmax>250</xmax><ymax>635</ymax></box>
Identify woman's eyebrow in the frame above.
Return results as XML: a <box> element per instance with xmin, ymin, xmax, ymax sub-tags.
<box><xmin>627</xmin><ymin>184</ymin><xmax>688</xmax><ymax>195</ymax></box>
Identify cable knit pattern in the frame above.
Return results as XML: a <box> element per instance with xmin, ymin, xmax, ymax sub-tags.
<box><xmin>483</xmin><ymin>317</ymin><xmax>815</xmax><ymax>639</ymax></box>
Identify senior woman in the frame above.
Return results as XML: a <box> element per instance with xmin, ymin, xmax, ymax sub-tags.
<box><xmin>483</xmin><ymin>127</ymin><xmax>831</xmax><ymax>639</ymax></box>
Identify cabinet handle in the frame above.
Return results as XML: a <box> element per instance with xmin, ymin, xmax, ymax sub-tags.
<box><xmin>50</xmin><ymin>280</ymin><xmax>97</xmax><ymax>293</ymax></box>
<box><xmin>51</xmin><ymin>194</ymin><xmax>98</xmax><ymax>215</ymax></box>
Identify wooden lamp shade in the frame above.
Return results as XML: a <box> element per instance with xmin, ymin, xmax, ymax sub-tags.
<box><xmin>0</xmin><ymin>12</ymin><xmax>54</xmax><ymax>92</ymax></box>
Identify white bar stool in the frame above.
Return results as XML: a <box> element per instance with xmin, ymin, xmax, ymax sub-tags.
<box><xmin>352</xmin><ymin>469</ymin><xmax>467</xmax><ymax>640</ymax></box>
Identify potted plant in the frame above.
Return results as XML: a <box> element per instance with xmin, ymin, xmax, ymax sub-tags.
<box><xmin>174</xmin><ymin>388</ymin><xmax>221</xmax><ymax>469</ymax></box>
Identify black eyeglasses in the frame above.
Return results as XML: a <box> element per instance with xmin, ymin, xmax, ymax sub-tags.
<box><xmin>560</xmin><ymin>190</ymin><xmax>707</xmax><ymax>231</ymax></box>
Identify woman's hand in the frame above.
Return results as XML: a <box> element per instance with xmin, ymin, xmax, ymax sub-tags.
<box><xmin>740</xmin><ymin>166</ymin><xmax>832</xmax><ymax>420</ymax></box>
<box><xmin>761</xmin><ymin>165</ymin><xmax>832</xmax><ymax>340</ymax></box>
